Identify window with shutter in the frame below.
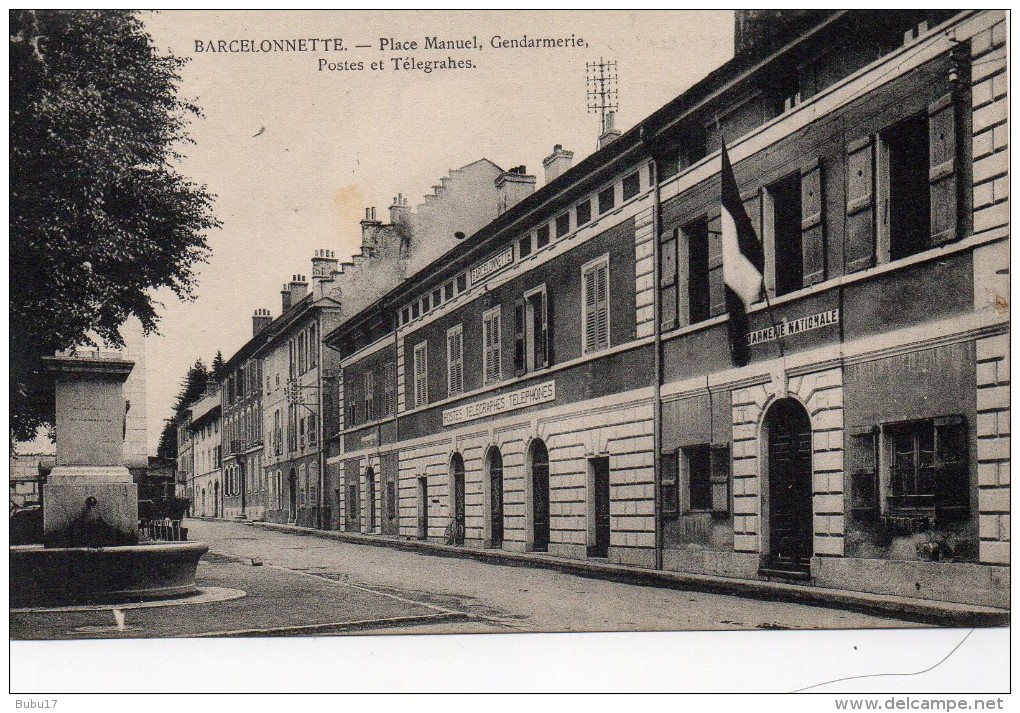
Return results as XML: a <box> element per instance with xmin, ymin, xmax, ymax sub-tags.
<box><xmin>800</xmin><ymin>158</ymin><xmax>826</xmax><ymax>286</ymax></box>
<box><xmin>685</xmin><ymin>445</ymin><xmax>712</xmax><ymax>511</ymax></box>
<box><xmin>849</xmin><ymin>427</ymin><xmax>879</xmax><ymax>520</ymax></box>
<box><xmin>884</xmin><ymin>416</ymin><xmax>968</xmax><ymax>520</ymax></box>
<box><xmin>483</xmin><ymin>306</ymin><xmax>502</xmax><ymax>385</ymax></box>
<box><xmin>525</xmin><ymin>285</ymin><xmax>549</xmax><ymax>371</ymax></box>
<box><xmin>763</xmin><ymin>176</ymin><xmax>803</xmax><ymax>297</ymax></box>
<box><xmin>413</xmin><ymin>342</ymin><xmax>428</xmax><ymax>408</ymax></box>
<box><xmin>582</xmin><ymin>256</ymin><xmax>610</xmax><ymax>354</ymax></box>
<box><xmin>363</xmin><ymin>371</ymin><xmax>374</xmax><ymax>421</ymax></box>
<box><xmin>383</xmin><ymin>362</ymin><xmax>394</xmax><ymax>415</ymax></box>
<box><xmin>447</xmin><ymin>325</ymin><xmax>464</xmax><ymax>396</ymax></box>
<box><xmin>882</xmin><ymin>113</ymin><xmax>931</xmax><ymax>261</ymax></box>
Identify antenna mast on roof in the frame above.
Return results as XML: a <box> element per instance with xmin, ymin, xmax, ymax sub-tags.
<box><xmin>586</xmin><ymin>58</ymin><xmax>619</xmax><ymax>143</ymax></box>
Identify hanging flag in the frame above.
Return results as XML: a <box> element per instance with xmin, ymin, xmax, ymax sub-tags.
<box><xmin>720</xmin><ymin>139</ymin><xmax>765</xmax><ymax>366</ymax></box>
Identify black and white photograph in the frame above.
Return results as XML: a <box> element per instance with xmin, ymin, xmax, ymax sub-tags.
<box><xmin>8</xmin><ymin>9</ymin><xmax>1011</xmax><ymax>699</ymax></box>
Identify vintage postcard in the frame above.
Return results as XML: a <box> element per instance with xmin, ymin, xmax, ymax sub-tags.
<box><xmin>9</xmin><ymin>9</ymin><xmax>1010</xmax><ymax>696</ymax></box>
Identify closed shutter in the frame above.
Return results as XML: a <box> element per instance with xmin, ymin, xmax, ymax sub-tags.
<box><xmin>707</xmin><ymin>211</ymin><xmax>725</xmax><ymax>317</ymax></box>
<box><xmin>414</xmin><ymin>344</ymin><xmax>427</xmax><ymax>407</ymax></box>
<box><xmin>513</xmin><ymin>300</ymin><xmax>526</xmax><ymax>375</ymax></box>
<box><xmin>710</xmin><ymin>445</ymin><xmax>730</xmax><ymax>515</ymax></box>
<box><xmin>934</xmin><ymin>416</ymin><xmax>968</xmax><ymax>521</ymax></box>
<box><xmin>659</xmin><ymin>451</ymin><xmax>679</xmax><ymax>518</ymax></box>
<box><xmin>928</xmin><ymin>93</ymin><xmax>958</xmax><ymax>245</ymax></box>
<box><xmin>534</xmin><ymin>291</ymin><xmax>549</xmax><ymax>369</ymax></box>
<box><xmin>849</xmin><ymin>427</ymin><xmax>879</xmax><ymax>520</ymax></box>
<box><xmin>543</xmin><ymin>290</ymin><xmax>553</xmax><ymax>367</ymax></box>
<box><xmin>584</xmin><ymin>268</ymin><xmax>598</xmax><ymax>353</ymax></box>
<box><xmin>845</xmin><ymin>136</ymin><xmax>875</xmax><ymax>273</ymax></box>
<box><xmin>484</xmin><ymin>310</ymin><xmax>501</xmax><ymax>383</ymax></box>
<box><xmin>800</xmin><ymin>157</ymin><xmax>826</xmax><ymax>286</ymax></box>
<box><xmin>447</xmin><ymin>329</ymin><xmax>462</xmax><ymax>395</ymax></box>
<box><xmin>594</xmin><ymin>262</ymin><xmax>608</xmax><ymax>350</ymax></box>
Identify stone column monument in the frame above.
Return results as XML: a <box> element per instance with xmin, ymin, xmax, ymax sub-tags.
<box><xmin>42</xmin><ymin>352</ymin><xmax>139</xmax><ymax>547</ymax></box>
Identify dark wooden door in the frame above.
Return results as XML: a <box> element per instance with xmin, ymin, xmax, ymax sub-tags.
<box><xmin>288</xmin><ymin>470</ymin><xmax>297</xmax><ymax>522</ymax></box>
<box><xmin>531</xmin><ymin>441</ymin><xmax>550</xmax><ymax>552</ymax></box>
<box><xmin>417</xmin><ymin>476</ymin><xmax>428</xmax><ymax>540</ymax></box>
<box><xmin>590</xmin><ymin>457</ymin><xmax>611</xmax><ymax>558</ymax></box>
<box><xmin>366</xmin><ymin>468</ymin><xmax>376</xmax><ymax>533</ymax></box>
<box><xmin>452</xmin><ymin>455</ymin><xmax>466</xmax><ymax>545</ymax></box>
<box><xmin>767</xmin><ymin>399</ymin><xmax>813</xmax><ymax>571</ymax></box>
<box><xmin>381</xmin><ymin>454</ymin><xmax>399</xmax><ymax>536</ymax></box>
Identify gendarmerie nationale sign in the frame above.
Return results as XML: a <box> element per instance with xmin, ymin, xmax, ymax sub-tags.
<box><xmin>442</xmin><ymin>380</ymin><xmax>555</xmax><ymax>426</ymax></box>
<box><xmin>469</xmin><ymin>245</ymin><xmax>514</xmax><ymax>285</ymax></box>
<box><xmin>747</xmin><ymin>309</ymin><xmax>840</xmax><ymax>346</ymax></box>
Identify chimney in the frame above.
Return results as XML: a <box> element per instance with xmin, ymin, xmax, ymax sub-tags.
<box><xmin>389</xmin><ymin>193</ymin><xmax>410</xmax><ymax>224</ymax></box>
<box><xmin>598</xmin><ymin>111</ymin><xmax>622</xmax><ymax>149</ymax></box>
<box><xmin>361</xmin><ymin>206</ymin><xmax>382</xmax><ymax>243</ymax></box>
<box><xmin>542</xmin><ymin>144</ymin><xmax>574</xmax><ymax>184</ymax></box>
<box><xmin>205</xmin><ymin>378</ymin><xmax>218</xmax><ymax>395</ymax></box>
<box><xmin>495</xmin><ymin>165</ymin><xmax>536</xmax><ymax>215</ymax></box>
<box><xmin>311</xmin><ymin>249</ymin><xmax>339</xmax><ymax>280</ymax></box>
<box><xmin>252</xmin><ymin>308</ymin><xmax>272</xmax><ymax>337</ymax></box>
<box><xmin>289</xmin><ymin>275</ymin><xmax>309</xmax><ymax>303</ymax></box>
<box><xmin>281</xmin><ymin>283</ymin><xmax>292</xmax><ymax>312</ymax></box>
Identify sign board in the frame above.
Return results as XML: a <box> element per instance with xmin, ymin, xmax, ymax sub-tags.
<box><xmin>747</xmin><ymin>309</ymin><xmax>840</xmax><ymax>346</ymax></box>
<box><xmin>469</xmin><ymin>245</ymin><xmax>514</xmax><ymax>285</ymax></box>
<box><xmin>442</xmin><ymin>380</ymin><xmax>555</xmax><ymax>426</ymax></box>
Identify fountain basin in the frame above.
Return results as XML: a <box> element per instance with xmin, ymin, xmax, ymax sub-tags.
<box><xmin>10</xmin><ymin>541</ymin><xmax>208</xmax><ymax>607</ymax></box>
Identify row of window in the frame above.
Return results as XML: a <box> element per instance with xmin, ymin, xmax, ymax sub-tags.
<box><xmin>223</xmin><ymin>404</ymin><xmax>262</xmax><ymax>454</ymax></box>
<box><xmin>274</xmin><ymin>405</ymin><xmax>318</xmax><ymax>454</ymax></box>
<box><xmin>660</xmin><ymin>98</ymin><xmax>961</xmax><ymax>331</ymax></box>
<box><xmin>194</xmin><ymin>445</ymin><xmax>222</xmax><ymax>476</ymax></box>
<box><xmin>409</xmin><ymin>255</ymin><xmax>610</xmax><ymax>409</ymax></box>
<box><xmin>227</xmin><ymin>360</ymin><xmax>262</xmax><ymax>406</ymax></box>
<box><xmin>398</xmin><ymin>169</ymin><xmax>641</xmax><ymax>330</ymax></box>
<box><xmin>288</xmin><ymin>322</ymin><xmax>318</xmax><ymax>379</ymax></box>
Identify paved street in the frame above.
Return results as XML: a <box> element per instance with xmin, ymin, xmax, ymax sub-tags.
<box><xmin>13</xmin><ymin>518</ymin><xmax>924</xmax><ymax>639</ymax></box>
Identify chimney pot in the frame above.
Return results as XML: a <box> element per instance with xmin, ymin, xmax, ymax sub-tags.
<box><xmin>543</xmin><ymin>144</ymin><xmax>575</xmax><ymax>184</ymax></box>
<box><xmin>253</xmin><ymin>308</ymin><xmax>273</xmax><ymax>336</ymax></box>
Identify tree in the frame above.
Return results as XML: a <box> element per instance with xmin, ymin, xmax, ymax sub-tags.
<box><xmin>156</xmin><ymin>418</ymin><xmax>178</xmax><ymax>462</ymax></box>
<box><xmin>173</xmin><ymin>359</ymin><xmax>211</xmax><ymax>413</ymax></box>
<box><xmin>211</xmin><ymin>350</ymin><xmax>226</xmax><ymax>380</ymax></box>
<box><xmin>10</xmin><ymin>10</ymin><xmax>218</xmax><ymax>443</ymax></box>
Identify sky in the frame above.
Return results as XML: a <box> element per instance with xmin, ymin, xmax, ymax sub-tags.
<box><xmin>139</xmin><ymin>10</ymin><xmax>735</xmax><ymax>453</ymax></box>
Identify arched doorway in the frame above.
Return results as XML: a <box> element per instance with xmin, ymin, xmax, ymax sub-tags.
<box><xmin>486</xmin><ymin>447</ymin><xmax>504</xmax><ymax>548</ymax></box>
<box><xmin>763</xmin><ymin>398</ymin><xmax>814</xmax><ymax>574</ymax></box>
<box><xmin>529</xmin><ymin>439</ymin><xmax>550</xmax><ymax>552</ymax></box>
<box><xmin>449</xmin><ymin>453</ymin><xmax>466</xmax><ymax>545</ymax></box>
<box><xmin>288</xmin><ymin>469</ymin><xmax>297</xmax><ymax>522</ymax></box>
<box><xmin>365</xmin><ymin>467</ymin><xmax>377</xmax><ymax>533</ymax></box>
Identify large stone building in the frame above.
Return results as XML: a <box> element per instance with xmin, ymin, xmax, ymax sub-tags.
<box><xmin>321</xmin><ymin>10</ymin><xmax>1008</xmax><ymax>608</ymax></box>
<box><xmin>187</xmin><ymin>382</ymin><xmax>222</xmax><ymax>518</ymax></box>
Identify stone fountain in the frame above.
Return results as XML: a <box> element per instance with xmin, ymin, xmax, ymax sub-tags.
<box><xmin>10</xmin><ymin>350</ymin><xmax>207</xmax><ymax>607</ymax></box>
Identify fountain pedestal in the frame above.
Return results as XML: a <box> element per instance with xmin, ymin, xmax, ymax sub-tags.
<box><xmin>42</xmin><ymin>355</ymin><xmax>139</xmax><ymax>547</ymax></box>
<box><xmin>11</xmin><ymin>351</ymin><xmax>207</xmax><ymax>607</ymax></box>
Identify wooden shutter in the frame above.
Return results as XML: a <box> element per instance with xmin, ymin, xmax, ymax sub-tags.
<box><xmin>849</xmin><ymin>427</ymin><xmax>879</xmax><ymax>520</ymax></box>
<box><xmin>707</xmin><ymin>211</ymin><xmax>726</xmax><ymax>317</ymax></box>
<box><xmin>801</xmin><ymin>158</ymin><xmax>826</xmax><ymax>286</ymax></box>
<box><xmin>414</xmin><ymin>344</ymin><xmax>427</xmax><ymax>407</ymax></box>
<box><xmin>929</xmin><ymin>93</ymin><xmax>958</xmax><ymax>245</ymax></box>
<box><xmin>845</xmin><ymin>136</ymin><xmax>875</xmax><ymax>273</ymax></box>
<box><xmin>448</xmin><ymin>329</ymin><xmax>462</xmax><ymax>395</ymax></box>
<box><xmin>659</xmin><ymin>451</ymin><xmax>679</xmax><ymax>519</ymax></box>
<box><xmin>660</xmin><ymin>229</ymin><xmax>678</xmax><ymax>330</ymax></box>
<box><xmin>675</xmin><ymin>226</ymin><xmax>691</xmax><ymax>329</ymax></box>
<box><xmin>710</xmin><ymin>445</ymin><xmax>730</xmax><ymax>515</ymax></box>
<box><xmin>544</xmin><ymin>289</ymin><xmax>554</xmax><ymax>367</ymax></box>
<box><xmin>934</xmin><ymin>416</ymin><xmax>969</xmax><ymax>521</ymax></box>
<box><xmin>513</xmin><ymin>300</ymin><xmax>526</xmax><ymax>375</ymax></box>
<box><xmin>535</xmin><ymin>291</ymin><xmax>549</xmax><ymax>368</ymax></box>
<box><xmin>595</xmin><ymin>262</ymin><xmax>609</xmax><ymax>349</ymax></box>
<box><xmin>584</xmin><ymin>267</ymin><xmax>598</xmax><ymax>352</ymax></box>
<box><xmin>487</xmin><ymin>310</ymin><xmax>501</xmax><ymax>381</ymax></box>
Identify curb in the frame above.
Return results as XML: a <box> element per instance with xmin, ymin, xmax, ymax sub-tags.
<box><xmin>234</xmin><ymin>520</ymin><xmax>1009</xmax><ymax>628</ymax></box>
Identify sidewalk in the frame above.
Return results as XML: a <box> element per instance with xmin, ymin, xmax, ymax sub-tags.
<box><xmin>237</xmin><ymin>519</ymin><xmax>1010</xmax><ymax>628</ymax></box>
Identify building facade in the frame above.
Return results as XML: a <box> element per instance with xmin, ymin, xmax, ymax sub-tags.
<box><xmin>220</xmin><ymin>335</ymin><xmax>266</xmax><ymax>520</ymax></box>
<box><xmin>321</xmin><ymin>10</ymin><xmax>1008</xmax><ymax>608</ymax></box>
<box><xmin>187</xmin><ymin>383</ymin><xmax>222</xmax><ymax>518</ymax></box>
